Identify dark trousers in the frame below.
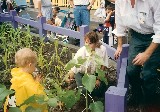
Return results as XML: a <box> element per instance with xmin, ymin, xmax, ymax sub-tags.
<box><xmin>75</xmin><ymin>73</ymin><xmax>107</xmax><ymax>98</ymax></box>
<box><xmin>103</xmin><ymin>27</ymin><xmax>109</xmax><ymax>44</ymax></box>
<box><xmin>127</xmin><ymin>30</ymin><xmax>160</xmax><ymax>106</ymax></box>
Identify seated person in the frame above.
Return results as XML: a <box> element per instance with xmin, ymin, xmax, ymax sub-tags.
<box><xmin>4</xmin><ymin>48</ymin><xmax>48</xmax><ymax>112</ymax></box>
<box><xmin>66</xmin><ymin>31</ymin><xmax>109</xmax><ymax>97</ymax></box>
<box><xmin>51</xmin><ymin>6</ymin><xmax>62</xmax><ymax>26</ymax></box>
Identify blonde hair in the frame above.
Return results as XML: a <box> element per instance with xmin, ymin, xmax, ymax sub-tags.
<box><xmin>15</xmin><ymin>48</ymin><xmax>37</xmax><ymax>67</ymax></box>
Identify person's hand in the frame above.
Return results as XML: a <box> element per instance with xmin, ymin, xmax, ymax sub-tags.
<box><xmin>132</xmin><ymin>52</ymin><xmax>151</xmax><ymax>65</ymax></box>
<box><xmin>35</xmin><ymin>74</ymin><xmax>44</xmax><ymax>83</ymax></box>
<box><xmin>87</xmin><ymin>5</ymin><xmax>92</xmax><ymax>10</ymax></box>
<box><xmin>95</xmin><ymin>79</ymin><xmax>101</xmax><ymax>88</ymax></box>
<box><xmin>112</xmin><ymin>10</ymin><xmax>115</xmax><ymax>13</ymax></box>
<box><xmin>114</xmin><ymin>46</ymin><xmax>122</xmax><ymax>60</ymax></box>
<box><xmin>37</xmin><ymin>12</ymin><xmax>42</xmax><ymax>18</ymax></box>
<box><xmin>65</xmin><ymin>71</ymin><xmax>75</xmax><ymax>84</ymax></box>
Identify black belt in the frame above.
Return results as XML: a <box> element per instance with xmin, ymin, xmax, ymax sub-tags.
<box><xmin>131</xmin><ymin>29</ymin><xmax>154</xmax><ymax>36</ymax></box>
<box><xmin>75</xmin><ymin>5</ymin><xmax>88</xmax><ymax>6</ymax></box>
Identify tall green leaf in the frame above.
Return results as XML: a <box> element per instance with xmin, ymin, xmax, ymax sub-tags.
<box><xmin>8</xmin><ymin>107</ymin><xmax>21</xmax><ymax>112</ymax></box>
<box><xmin>96</xmin><ymin>69</ymin><xmax>108</xmax><ymax>85</ymax></box>
<box><xmin>82</xmin><ymin>74</ymin><xmax>96</xmax><ymax>93</ymax></box>
<box><xmin>59</xmin><ymin>90</ymin><xmax>81</xmax><ymax>109</ymax></box>
<box><xmin>0</xmin><ymin>84</ymin><xmax>14</xmax><ymax>107</ymax></box>
<box><xmin>65</xmin><ymin>59</ymin><xmax>76</xmax><ymax>71</ymax></box>
<box><xmin>47</xmin><ymin>97</ymin><xmax>58</xmax><ymax>108</ymax></box>
<box><xmin>20</xmin><ymin>95</ymin><xmax>47</xmax><ymax>107</ymax></box>
<box><xmin>89</xmin><ymin>101</ymin><xmax>104</xmax><ymax>112</ymax></box>
<box><xmin>25</xmin><ymin>106</ymin><xmax>42</xmax><ymax>112</ymax></box>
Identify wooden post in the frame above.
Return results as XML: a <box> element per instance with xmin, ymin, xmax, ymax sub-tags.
<box><xmin>38</xmin><ymin>17</ymin><xmax>47</xmax><ymax>38</ymax></box>
<box><xmin>116</xmin><ymin>44</ymin><xmax>129</xmax><ymax>78</ymax></box>
<box><xmin>105</xmin><ymin>44</ymin><xmax>129</xmax><ymax>112</ymax></box>
<box><xmin>105</xmin><ymin>86</ymin><xmax>127</xmax><ymax>112</ymax></box>
<box><xmin>10</xmin><ymin>10</ymin><xmax>18</xmax><ymax>29</ymax></box>
<box><xmin>79</xmin><ymin>25</ymin><xmax>89</xmax><ymax>47</ymax></box>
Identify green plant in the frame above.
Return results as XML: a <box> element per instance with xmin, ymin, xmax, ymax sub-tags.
<box><xmin>0</xmin><ymin>84</ymin><xmax>14</xmax><ymax>108</ymax></box>
<box><xmin>65</xmin><ymin>45</ymin><xmax>108</xmax><ymax>112</ymax></box>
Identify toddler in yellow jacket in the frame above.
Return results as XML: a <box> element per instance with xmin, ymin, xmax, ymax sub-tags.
<box><xmin>4</xmin><ymin>48</ymin><xmax>48</xmax><ymax>112</ymax></box>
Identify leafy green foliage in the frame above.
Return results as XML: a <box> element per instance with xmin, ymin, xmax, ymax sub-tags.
<box><xmin>89</xmin><ymin>101</ymin><xmax>104</xmax><ymax>112</ymax></box>
<box><xmin>8</xmin><ymin>107</ymin><xmax>21</xmax><ymax>112</ymax></box>
<box><xmin>25</xmin><ymin>106</ymin><xmax>42</xmax><ymax>112</ymax></box>
<box><xmin>20</xmin><ymin>95</ymin><xmax>47</xmax><ymax>107</ymax></box>
<box><xmin>96</xmin><ymin>69</ymin><xmax>108</xmax><ymax>85</ymax></box>
<box><xmin>47</xmin><ymin>97</ymin><xmax>58</xmax><ymax>108</ymax></box>
<box><xmin>82</xmin><ymin>74</ymin><xmax>96</xmax><ymax>93</ymax></box>
<box><xmin>0</xmin><ymin>84</ymin><xmax>14</xmax><ymax>107</ymax></box>
<box><xmin>66</xmin><ymin>44</ymin><xmax>108</xmax><ymax>111</ymax></box>
<box><xmin>59</xmin><ymin>89</ymin><xmax>81</xmax><ymax>109</ymax></box>
<box><xmin>65</xmin><ymin>59</ymin><xmax>77</xmax><ymax>71</ymax></box>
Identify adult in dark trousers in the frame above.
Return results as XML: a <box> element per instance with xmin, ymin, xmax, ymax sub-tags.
<box><xmin>69</xmin><ymin>0</ymin><xmax>95</xmax><ymax>31</ymax></box>
<box><xmin>114</xmin><ymin>0</ymin><xmax>160</xmax><ymax>111</ymax></box>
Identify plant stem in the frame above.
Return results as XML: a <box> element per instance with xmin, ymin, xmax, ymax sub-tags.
<box><xmin>86</xmin><ymin>89</ymin><xmax>88</xmax><ymax>112</ymax></box>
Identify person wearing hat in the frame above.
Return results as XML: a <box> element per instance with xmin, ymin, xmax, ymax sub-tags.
<box><xmin>114</xmin><ymin>0</ymin><xmax>160</xmax><ymax>111</ymax></box>
<box><xmin>69</xmin><ymin>0</ymin><xmax>95</xmax><ymax>31</ymax></box>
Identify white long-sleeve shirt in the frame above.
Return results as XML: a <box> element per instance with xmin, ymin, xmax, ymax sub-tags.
<box><xmin>71</xmin><ymin>45</ymin><xmax>109</xmax><ymax>74</ymax></box>
<box><xmin>114</xmin><ymin>0</ymin><xmax>160</xmax><ymax>43</ymax></box>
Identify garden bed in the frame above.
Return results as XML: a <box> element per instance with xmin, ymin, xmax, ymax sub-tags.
<box><xmin>0</xmin><ymin>23</ymin><xmax>118</xmax><ymax>112</ymax></box>
<box><xmin>0</xmin><ymin>23</ymin><xmax>140</xmax><ymax>112</ymax></box>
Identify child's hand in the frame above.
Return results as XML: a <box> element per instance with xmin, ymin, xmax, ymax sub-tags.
<box><xmin>37</xmin><ymin>12</ymin><xmax>42</xmax><ymax>18</ymax></box>
<box><xmin>35</xmin><ymin>74</ymin><xmax>44</xmax><ymax>83</ymax></box>
<box><xmin>65</xmin><ymin>71</ymin><xmax>75</xmax><ymax>84</ymax></box>
<box><xmin>95</xmin><ymin>79</ymin><xmax>101</xmax><ymax>88</ymax></box>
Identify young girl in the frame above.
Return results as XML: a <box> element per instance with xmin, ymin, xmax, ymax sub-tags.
<box><xmin>51</xmin><ymin>6</ymin><xmax>62</xmax><ymax>27</ymax></box>
<box><xmin>67</xmin><ymin>31</ymin><xmax>109</xmax><ymax>97</ymax></box>
<box><xmin>4</xmin><ymin>48</ymin><xmax>48</xmax><ymax>112</ymax></box>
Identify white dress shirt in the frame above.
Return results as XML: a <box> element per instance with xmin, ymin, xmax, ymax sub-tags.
<box><xmin>71</xmin><ymin>45</ymin><xmax>109</xmax><ymax>74</ymax></box>
<box><xmin>73</xmin><ymin>0</ymin><xmax>90</xmax><ymax>5</ymax></box>
<box><xmin>114</xmin><ymin>0</ymin><xmax>160</xmax><ymax>43</ymax></box>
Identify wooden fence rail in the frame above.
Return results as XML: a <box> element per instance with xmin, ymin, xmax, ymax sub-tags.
<box><xmin>0</xmin><ymin>10</ymin><xmax>129</xmax><ymax>112</ymax></box>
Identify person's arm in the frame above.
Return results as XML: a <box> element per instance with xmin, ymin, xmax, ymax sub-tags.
<box><xmin>87</xmin><ymin>0</ymin><xmax>95</xmax><ymax>10</ymax></box>
<box><xmin>108</xmin><ymin>0</ymin><xmax>115</xmax><ymax>3</ymax></box>
<box><xmin>66</xmin><ymin>47</ymin><xmax>85</xmax><ymax>82</ymax></box>
<box><xmin>114</xmin><ymin>36</ymin><xmax>123</xmax><ymax>60</ymax></box>
<box><xmin>132</xmin><ymin>0</ymin><xmax>160</xmax><ymax>65</ymax></box>
<box><xmin>113</xmin><ymin>0</ymin><xmax>126</xmax><ymax>60</ymax></box>
<box><xmin>37</xmin><ymin>0</ymin><xmax>42</xmax><ymax>18</ymax></box>
<box><xmin>132</xmin><ymin>43</ymin><xmax>158</xmax><ymax>65</ymax></box>
<box><xmin>101</xmin><ymin>46</ymin><xmax>109</xmax><ymax>71</ymax></box>
<box><xmin>105</xmin><ymin>10</ymin><xmax>114</xmax><ymax>22</ymax></box>
<box><xmin>69</xmin><ymin>0</ymin><xmax>74</xmax><ymax>8</ymax></box>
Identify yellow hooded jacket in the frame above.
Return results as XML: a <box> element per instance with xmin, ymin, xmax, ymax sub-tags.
<box><xmin>4</xmin><ymin>68</ymin><xmax>48</xmax><ymax>112</ymax></box>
